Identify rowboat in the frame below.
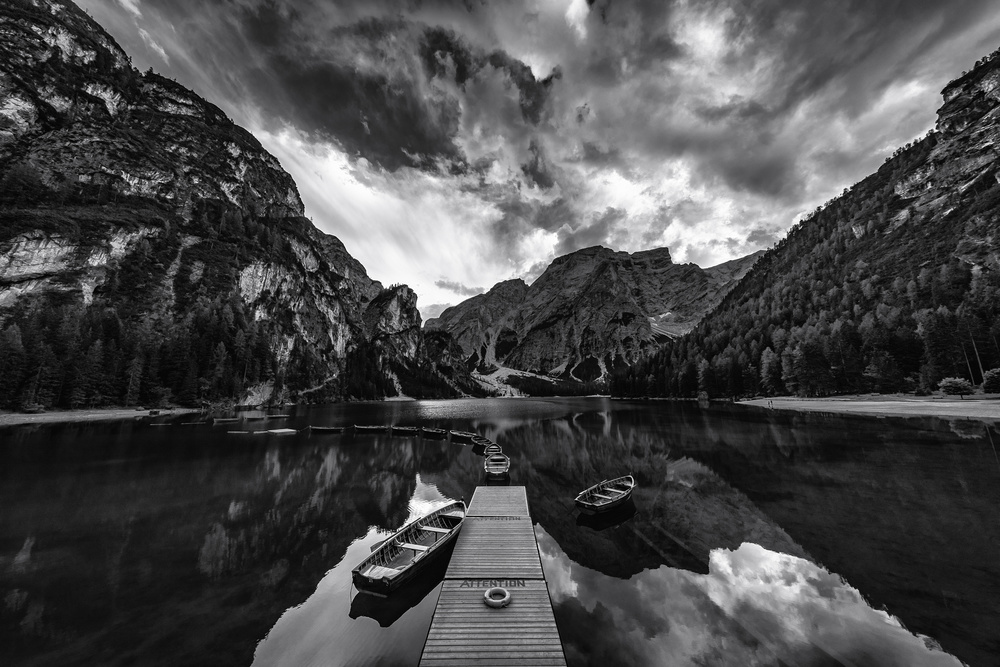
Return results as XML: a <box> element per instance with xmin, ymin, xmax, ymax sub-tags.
<box><xmin>483</xmin><ymin>443</ymin><xmax>502</xmax><ymax>456</ymax></box>
<box><xmin>574</xmin><ymin>474</ymin><xmax>636</xmax><ymax>515</ymax></box>
<box><xmin>349</xmin><ymin>546</ymin><xmax>451</xmax><ymax>626</ymax></box>
<box><xmin>484</xmin><ymin>453</ymin><xmax>510</xmax><ymax>478</ymax></box>
<box><xmin>355</xmin><ymin>424</ymin><xmax>388</xmax><ymax>434</ymax></box>
<box><xmin>450</xmin><ymin>430</ymin><xmax>477</xmax><ymax>444</ymax></box>
<box><xmin>309</xmin><ymin>425</ymin><xmax>347</xmax><ymax>433</ymax></box>
<box><xmin>352</xmin><ymin>500</ymin><xmax>467</xmax><ymax>596</ymax></box>
<box><xmin>391</xmin><ymin>425</ymin><xmax>420</xmax><ymax>436</ymax></box>
<box><xmin>421</xmin><ymin>427</ymin><xmax>447</xmax><ymax>440</ymax></box>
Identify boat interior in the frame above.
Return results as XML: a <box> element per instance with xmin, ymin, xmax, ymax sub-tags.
<box><xmin>485</xmin><ymin>454</ymin><xmax>509</xmax><ymax>472</ymax></box>
<box><xmin>359</xmin><ymin>509</ymin><xmax>465</xmax><ymax>580</ymax></box>
<box><xmin>581</xmin><ymin>478</ymin><xmax>633</xmax><ymax>504</ymax></box>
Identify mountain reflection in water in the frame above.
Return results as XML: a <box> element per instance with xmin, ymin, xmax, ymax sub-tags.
<box><xmin>1</xmin><ymin>398</ymin><xmax>997</xmax><ymax>666</ymax></box>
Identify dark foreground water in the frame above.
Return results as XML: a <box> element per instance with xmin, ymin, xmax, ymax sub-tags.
<box><xmin>2</xmin><ymin>398</ymin><xmax>999</xmax><ymax>667</ymax></box>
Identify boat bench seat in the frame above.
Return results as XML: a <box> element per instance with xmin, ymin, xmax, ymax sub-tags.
<box><xmin>397</xmin><ymin>541</ymin><xmax>429</xmax><ymax>552</ymax></box>
<box><xmin>420</xmin><ymin>525</ymin><xmax>450</xmax><ymax>534</ymax></box>
<box><xmin>363</xmin><ymin>564</ymin><xmax>399</xmax><ymax>579</ymax></box>
<box><xmin>592</xmin><ymin>492</ymin><xmax>614</xmax><ymax>500</ymax></box>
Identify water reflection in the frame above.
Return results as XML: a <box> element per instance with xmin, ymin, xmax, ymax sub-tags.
<box><xmin>251</xmin><ymin>478</ymin><xmax>454</xmax><ymax>667</ymax></box>
<box><xmin>540</xmin><ymin>528</ymin><xmax>962</xmax><ymax>666</ymax></box>
<box><xmin>2</xmin><ymin>399</ymin><xmax>997</xmax><ymax>666</ymax></box>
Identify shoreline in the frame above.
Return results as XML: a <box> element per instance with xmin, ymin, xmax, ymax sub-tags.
<box><xmin>739</xmin><ymin>395</ymin><xmax>1000</xmax><ymax>422</ymax></box>
<box><xmin>0</xmin><ymin>407</ymin><xmax>200</xmax><ymax>428</ymax></box>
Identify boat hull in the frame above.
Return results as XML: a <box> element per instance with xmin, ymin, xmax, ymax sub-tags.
<box><xmin>352</xmin><ymin>530</ymin><xmax>460</xmax><ymax>596</ymax></box>
<box><xmin>575</xmin><ymin>492</ymin><xmax>632</xmax><ymax>515</ymax></box>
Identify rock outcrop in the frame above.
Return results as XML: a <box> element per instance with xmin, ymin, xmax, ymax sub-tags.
<box><xmin>426</xmin><ymin>246</ymin><xmax>760</xmax><ymax>382</ymax></box>
<box><xmin>0</xmin><ymin>0</ymin><xmax>470</xmax><ymax>407</ymax></box>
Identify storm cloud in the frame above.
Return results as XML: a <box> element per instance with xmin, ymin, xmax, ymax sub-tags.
<box><xmin>81</xmin><ymin>0</ymin><xmax>1000</xmax><ymax>307</ymax></box>
<box><xmin>434</xmin><ymin>279</ymin><xmax>485</xmax><ymax>296</ymax></box>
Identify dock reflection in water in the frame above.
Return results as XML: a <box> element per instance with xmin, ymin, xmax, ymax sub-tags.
<box><xmin>1</xmin><ymin>398</ymin><xmax>997</xmax><ymax>666</ymax></box>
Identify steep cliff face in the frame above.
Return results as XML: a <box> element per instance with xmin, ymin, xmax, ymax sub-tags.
<box><xmin>426</xmin><ymin>246</ymin><xmax>760</xmax><ymax>383</ymax></box>
<box><xmin>614</xmin><ymin>47</ymin><xmax>1000</xmax><ymax>398</ymax></box>
<box><xmin>0</xmin><ymin>0</ymin><xmax>465</xmax><ymax>407</ymax></box>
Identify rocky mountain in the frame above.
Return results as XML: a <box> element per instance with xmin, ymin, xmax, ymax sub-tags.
<box><xmin>0</xmin><ymin>0</ymin><xmax>476</xmax><ymax>409</ymax></box>
<box><xmin>614</xmin><ymin>46</ymin><xmax>1000</xmax><ymax>398</ymax></box>
<box><xmin>425</xmin><ymin>245</ymin><xmax>761</xmax><ymax>383</ymax></box>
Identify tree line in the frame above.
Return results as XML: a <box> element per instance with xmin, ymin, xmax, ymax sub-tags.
<box><xmin>611</xmin><ymin>134</ymin><xmax>1000</xmax><ymax>399</ymax></box>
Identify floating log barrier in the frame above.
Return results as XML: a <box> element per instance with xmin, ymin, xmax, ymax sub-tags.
<box><xmin>355</xmin><ymin>424</ymin><xmax>388</xmax><ymax>434</ymax></box>
<box><xmin>308</xmin><ymin>425</ymin><xmax>348</xmax><ymax>433</ymax></box>
<box><xmin>449</xmin><ymin>430</ymin><xmax>477</xmax><ymax>444</ymax></box>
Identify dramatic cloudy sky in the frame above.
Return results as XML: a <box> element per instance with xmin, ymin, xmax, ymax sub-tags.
<box><xmin>81</xmin><ymin>0</ymin><xmax>1000</xmax><ymax>318</ymax></box>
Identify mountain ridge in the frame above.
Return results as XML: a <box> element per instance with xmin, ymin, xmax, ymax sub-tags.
<box><xmin>426</xmin><ymin>244</ymin><xmax>762</xmax><ymax>384</ymax></box>
<box><xmin>0</xmin><ymin>0</ymin><xmax>479</xmax><ymax>409</ymax></box>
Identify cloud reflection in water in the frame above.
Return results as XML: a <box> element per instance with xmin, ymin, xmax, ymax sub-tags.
<box><xmin>538</xmin><ymin>528</ymin><xmax>962</xmax><ymax>667</ymax></box>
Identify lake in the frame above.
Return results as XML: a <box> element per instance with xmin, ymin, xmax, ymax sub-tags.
<box><xmin>1</xmin><ymin>398</ymin><xmax>998</xmax><ymax>666</ymax></box>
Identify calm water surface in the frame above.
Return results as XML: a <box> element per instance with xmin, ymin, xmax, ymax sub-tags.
<box><xmin>2</xmin><ymin>398</ymin><xmax>998</xmax><ymax>666</ymax></box>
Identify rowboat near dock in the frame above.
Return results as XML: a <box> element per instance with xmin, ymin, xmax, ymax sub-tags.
<box><xmin>352</xmin><ymin>500</ymin><xmax>467</xmax><ymax>597</ymax></box>
<box><xmin>484</xmin><ymin>453</ymin><xmax>511</xmax><ymax>478</ymax></box>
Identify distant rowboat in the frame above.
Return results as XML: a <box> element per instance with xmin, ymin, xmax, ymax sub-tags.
<box><xmin>355</xmin><ymin>424</ymin><xmax>387</xmax><ymax>434</ymax></box>
<box><xmin>575</xmin><ymin>474</ymin><xmax>636</xmax><ymax>515</ymax></box>
<box><xmin>483</xmin><ymin>443</ymin><xmax>502</xmax><ymax>456</ymax></box>
<box><xmin>421</xmin><ymin>427</ymin><xmax>447</xmax><ymax>440</ymax></box>
<box><xmin>449</xmin><ymin>430</ymin><xmax>477</xmax><ymax>444</ymax></box>
<box><xmin>391</xmin><ymin>425</ymin><xmax>420</xmax><ymax>436</ymax></box>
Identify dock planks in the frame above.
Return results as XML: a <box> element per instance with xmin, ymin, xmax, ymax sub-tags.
<box><xmin>419</xmin><ymin>486</ymin><xmax>566</xmax><ymax>667</ymax></box>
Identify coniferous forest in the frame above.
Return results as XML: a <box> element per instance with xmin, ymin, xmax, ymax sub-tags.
<box><xmin>611</xmin><ymin>132</ymin><xmax>1000</xmax><ymax>399</ymax></box>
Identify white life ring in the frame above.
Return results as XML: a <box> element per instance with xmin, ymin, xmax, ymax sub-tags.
<box><xmin>483</xmin><ymin>587</ymin><xmax>511</xmax><ymax>608</ymax></box>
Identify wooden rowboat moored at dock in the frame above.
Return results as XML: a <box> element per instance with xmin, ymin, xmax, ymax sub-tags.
<box><xmin>352</xmin><ymin>500</ymin><xmax>466</xmax><ymax>596</ymax></box>
<box><xmin>484</xmin><ymin>453</ymin><xmax>510</xmax><ymax>478</ymax></box>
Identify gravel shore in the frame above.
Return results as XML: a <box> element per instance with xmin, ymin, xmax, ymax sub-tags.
<box><xmin>740</xmin><ymin>395</ymin><xmax>1000</xmax><ymax>422</ymax></box>
<box><xmin>0</xmin><ymin>407</ymin><xmax>199</xmax><ymax>427</ymax></box>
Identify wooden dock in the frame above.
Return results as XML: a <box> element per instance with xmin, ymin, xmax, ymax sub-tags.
<box><xmin>419</xmin><ymin>486</ymin><xmax>567</xmax><ymax>666</ymax></box>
